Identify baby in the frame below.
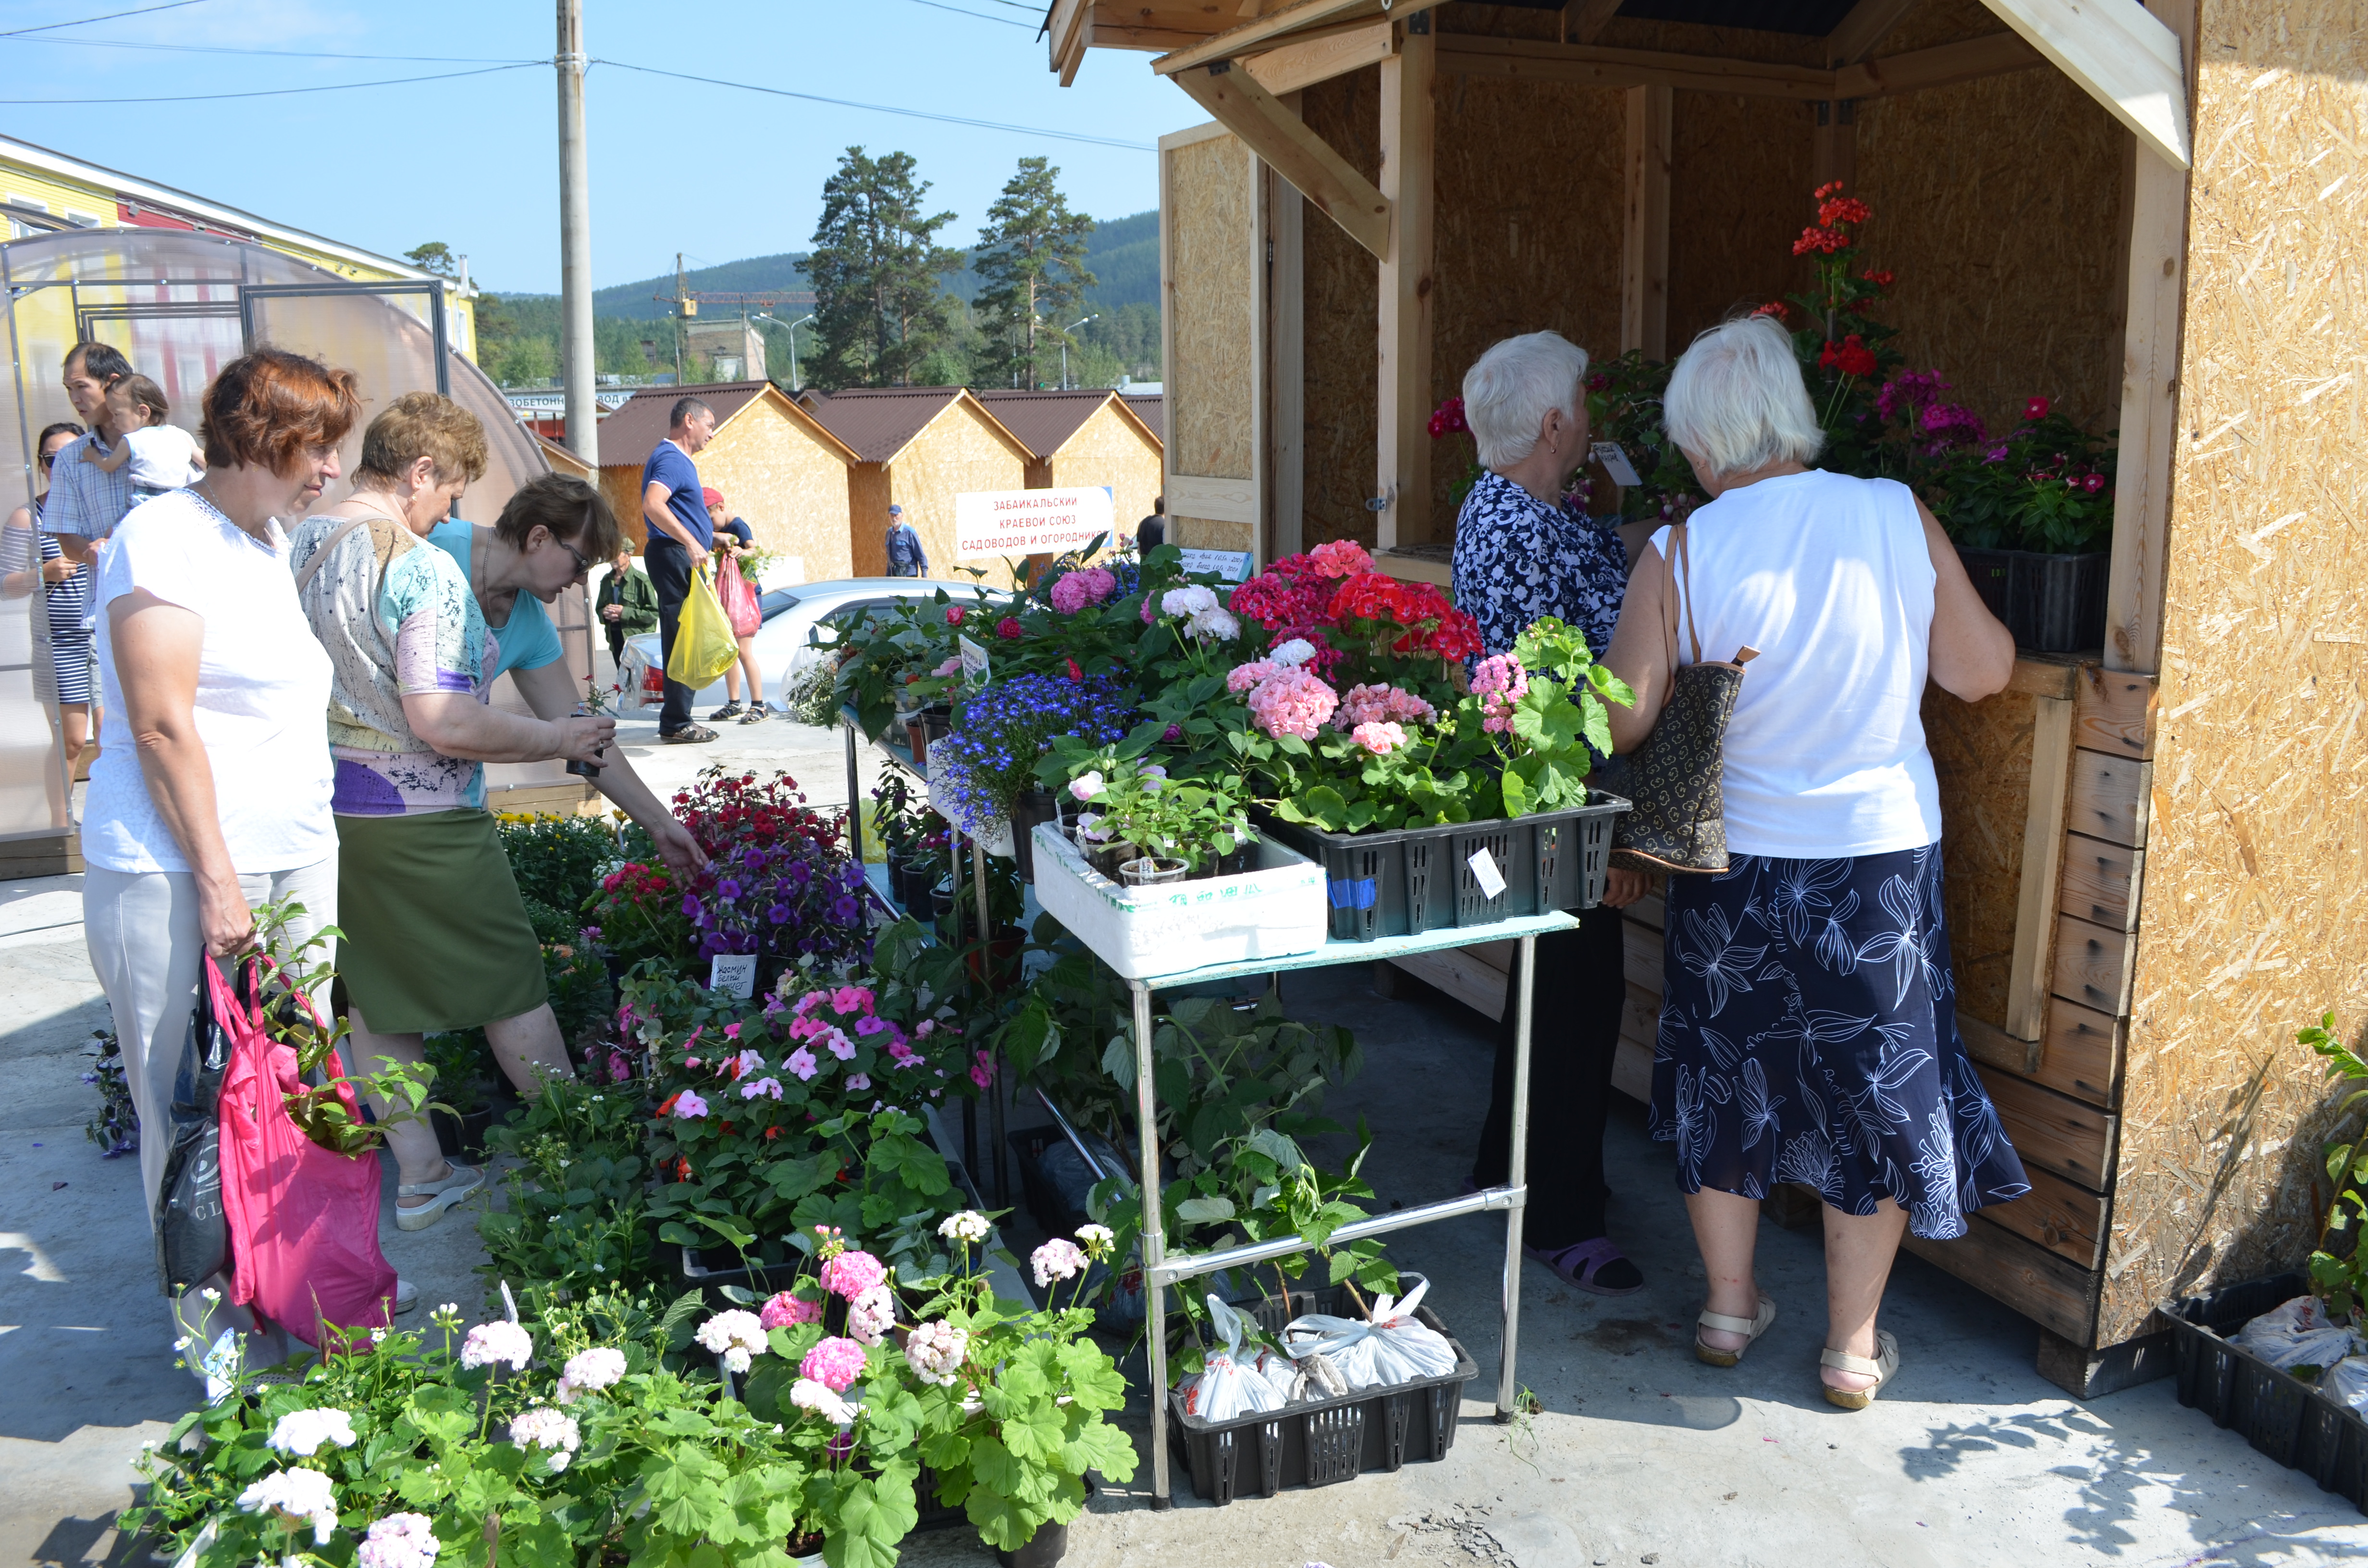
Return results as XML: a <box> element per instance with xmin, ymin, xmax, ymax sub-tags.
<box><xmin>81</xmin><ymin>373</ymin><xmax>205</xmax><ymax>498</ymax></box>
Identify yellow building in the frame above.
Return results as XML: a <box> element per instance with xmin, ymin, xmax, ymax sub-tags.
<box><xmin>0</xmin><ymin>133</ymin><xmax>477</xmax><ymax>356</ymax></box>
<box><xmin>803</xmin><ymin>389</ymin><xmax>1036</xmax><ymax>585</ymax></box>
<box><xmin>595</xmin><ymin>381</ymin><xmax>859</xmax><ymax>583</ymax></box>
<box><xmin>974</xmin><ymin>389</ymin><xmax>1165</xmax><ymax>538</ymax></box>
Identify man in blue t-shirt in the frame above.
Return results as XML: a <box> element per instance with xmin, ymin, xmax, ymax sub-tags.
<box><xmin>639</xmin><ymin>397</ymin><xmax>718</xmax><ymax>741</ymax></box>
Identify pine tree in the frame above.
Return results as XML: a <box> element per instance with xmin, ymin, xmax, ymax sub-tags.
<box><xmin>973</xmin><ymin>158</ymin><xmax>1098</xmax><ymax>391</ymax></box>
<box><xmin>806</xmin><ymin>148</ymin><xmax>964</xmax><ymax>389</ymax></box>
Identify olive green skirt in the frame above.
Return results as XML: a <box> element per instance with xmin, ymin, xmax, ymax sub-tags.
<box><xmin>334</xmin><ymin>808</ymin><xmax>548</xmax><ymax>1034</ymax></box>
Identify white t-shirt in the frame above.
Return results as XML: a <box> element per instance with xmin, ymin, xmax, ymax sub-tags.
<box><xmin>121</xmin><ymin>424</ymin><xmax>203</xmax><ymax>490</ymax></box>
<box><xmin>1656</xmin><ymin>468</ymin><xmax>1942</xmax><ymax>859</ymax></box>
<box><xmin>84</xmin><ymin>489</ymin><xmax>336</xmax><ymax>875</ymax></box>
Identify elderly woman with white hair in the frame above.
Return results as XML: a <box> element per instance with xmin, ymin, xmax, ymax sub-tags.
<box><xmin>1450</xmin><ymin>329</ymin><xmax>1652</xmax><ymax>1298</ymax></box>
<box><xmin>1601</xmin><ymin>312</ymin><xmax>2029</xmax><ymax>1408</ymax></box>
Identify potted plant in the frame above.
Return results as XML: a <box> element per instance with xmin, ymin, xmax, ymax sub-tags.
<box><xmin>929</xmin><ymin>673</ymin><xmax>1136</xmax><ymax>858</ymax></box>
<box><xmin>422</xmin><ymin>1029</ymin><xmax>496</xmax><ymax>1159</ymax></box>
<box><xmin>1057</xmin><ymin>750</ymin><xmax>1257</xmax><ymax>883</ymax></box>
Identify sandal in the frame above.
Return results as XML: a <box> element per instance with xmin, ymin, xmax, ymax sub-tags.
<box><xmin>1695</xmin><ymin>1294</ymin><xmax>1777</xmax><ymax>1366</ymax></box>
<box><xmin>395</xmin><ymin>1163</ymin><xmax>483</xmax><ymax>1232</ymax></box>
<box><xmin>1529</xmin><ymin>1236</ymin><xmax>1643</xmax><ymax>1296</ymax></box>
<box><xmin>1821</xmin><ymin>1330</ymin><xmax>1899</xmax><ymax>1409</ymax></box>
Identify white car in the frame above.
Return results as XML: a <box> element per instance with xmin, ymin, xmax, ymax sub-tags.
<box><xmin>616</xmin><ymin>576</ymin><xmax>1004</xmax><ymax>714</ymax></box>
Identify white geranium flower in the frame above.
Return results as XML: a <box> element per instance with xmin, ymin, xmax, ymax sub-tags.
<box><xmin>1270</xmin><ymin>637</ymin><xmax>1317</xmax><ymax>667</ymax></box>
<box><xmin>694</xmin><ymin>1310</ymin><xmax>768</xmax><ymax>1374</ymax></box>
<box><xmin>237</xmin><ymin>1467</ymin><xmax>339</xmax><ymax>1544</ymax></box>
<box><xmin>267</xmin><ymin>1408</ymin><xmax>358</xmax><ymax>1457</ymax></box>
<box><xmin>459</xmin><ymin>1321</ymin><xmax>533</xmax><ymax>1371</ymax></box>
<box><xmin>937</xmin><ymin>1211</ymin><xmax>991</xmax><ymax>1244</ymax></box>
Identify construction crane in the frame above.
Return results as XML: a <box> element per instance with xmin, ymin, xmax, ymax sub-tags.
<box><xmin>653</xmin><ymin>254</ymin><xmax>813</xmax><ymax>318</ymax></box>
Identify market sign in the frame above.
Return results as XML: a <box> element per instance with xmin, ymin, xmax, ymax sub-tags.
<box><xmin>954</xmin><ymin>486</ymin><xmax>1114</xmax><ymax>559</ymax></box>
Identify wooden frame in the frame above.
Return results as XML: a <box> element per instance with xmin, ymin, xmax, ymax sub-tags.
<box><xmin>1619</xmin><ymin>84</ymin><xmax>1671</xmax><ymax>360</ymax></box>
<box><xmin>1374</xmin><ymin>16</ymin><xmax>1436</xmax><ymax>551</ymax></box>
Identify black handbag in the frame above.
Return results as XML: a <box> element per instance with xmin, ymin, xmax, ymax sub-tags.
<box><xmin>154</xmin><ymin>958</ymin><xmax>236</xmax><ymax>1295</ymax></box>
<box><xmin>1592</xmin><ymin>523</ymin><xmax>1757</xmax><ymax>874</ymax></box>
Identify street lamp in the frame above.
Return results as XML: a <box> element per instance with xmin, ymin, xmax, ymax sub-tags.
<box><xmin>754</xmin><ymin>312</ymin><xmax>817</xmax><ymax>392</ymax></box>
<box><xmin>1061</xmin><ymin>313</ymin><xmax>1098</xmax><ymax>390</ymax></box>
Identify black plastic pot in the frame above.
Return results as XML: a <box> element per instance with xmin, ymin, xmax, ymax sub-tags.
<box><xmin>1956</xmin><ymin>546</ymin><xmax>2108</xmax><ymax>653</ymax></box>
<box><xmin>431</xmin><ymin>1102</ymin><xmax>496</xmax><ymax>1161</ymax></box>
<box><xmin>995</xmin><ymin>1521</ymin><xmax>1066</xmax><ymax>1568</ymax></box>
<box><xmin>1011</xmin><ymin>790</ymin><xmax>1061</xmax><ymax>884</ymax></box>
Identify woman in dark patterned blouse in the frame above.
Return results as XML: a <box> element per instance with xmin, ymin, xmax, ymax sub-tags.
<box><xmin>1451</xmin><ymin>330</ymin><xmax>1653</xmax><ymax>1296</ymax></box>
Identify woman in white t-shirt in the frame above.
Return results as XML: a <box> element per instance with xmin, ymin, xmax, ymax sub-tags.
<box><xmin>1602</xmin><ymin>313</ymin><xmax>2027</xmax><ymax>1409</ymax></box>
<box><xmin>80</xmin><ymin>347</ymin><xmax>382</xmax><ymax>1376</ymax></box>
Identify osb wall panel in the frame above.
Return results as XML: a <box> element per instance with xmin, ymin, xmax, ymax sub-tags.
<box><xmin>885</xmin><ymin>405</ymin><xmax>1030</xmax><ymax>589</ymax></box>
<box><xmin>847</xmin><ymin>465</ymin><xmax>892</xmax><ymax>577</ymax></box>
<box><xmin>1302</xmin><ymin>66</ymin><xmax>1381</xmax><ymax>551</ymax></box>
<box><xmin>1855</xmin><ymin>69</ymin><xmax>2127</xmax><ymax>436</ymax></box>
<box><xmin>1172</xmin><ymin>515</ymin><xmax>1256</xmax><ymax>553</ymax></box>
<box><xmin>1667</xmin><ymin>92</ymin><xmax>1815</xmax><ymax>352</ymax></box>
<box><xmin>1432</xmin><ymin>72</ymin><xmax>1627</xmax><ymax>529</ymax></box>
<box><xmin>694</xmin><ymin>405</ymin><xmax>854</xmax><ymax>584</ymax></box>
<box><xmin>1879</xmin><ymin>0</ymin><xmax>2013</xmax><ymax>54</ymax></box>
<box><xmin>2099</xmin><ymin>7</ymin><xmax>2368</xmax><ymax>1346</ymax></box>
<box><xmin>1169</xmin><ymin>134</ymin><xmax>1255</xmax><ymax>483</ymax></box>
<box><xmin>1048</xmin><ymin>403</ymin><xmax>1164</xmax><ymax>540</ymax></box>
<box><xmin>1925</xmin><ymin>684</ymin><xmax>2041</xmax><ymax>1031</ymax></box>
<box><xmin>598</xmin><ymin>464</ymin><xmax>646</xmax><ymax>551</ymax></box>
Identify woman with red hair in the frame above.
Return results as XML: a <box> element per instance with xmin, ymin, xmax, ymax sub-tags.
<box><xmin>79</xmin><ymin>347</ymin><xmax>387</xmax><ymax>1377</ymax></box>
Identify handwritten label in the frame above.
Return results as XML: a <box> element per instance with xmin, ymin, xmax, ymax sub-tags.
<box><xmin>1591</xmin><ymin>441</ymin><xmax>1642</xmax><ymax>489</ymax></box>
<box><xmin>1177</xmin><ymin>548</ymin><xmax>1254</xmax><ymax>582</ymax></box>
<box><xmin>1467</xmin><ymin>848</ymin><xmax>1507</xmax><ymax>901</ymax></box>
<box><xmin>709</xmin><ymin>954</ymin><xmax>758</xmax><ymax>999</ymax></box>
<box><xmin>958</xmin><ymin>633</ymin><xmax>989</xmax><ymax>685</ymax></box>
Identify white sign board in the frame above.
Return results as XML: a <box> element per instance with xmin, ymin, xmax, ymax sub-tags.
<box><xmin>954</xmin><ymin>486</ymin><xmax>1116</xmax><ymax>559</ymax></box>
<box><xmin>957</xmin><ymin>633</ymin><xmax>990</xmax><ymax>685</ymax></box>
<box><xmin>1178</xmin><ymin>548</ymin><xmax>1255</xmax><ymax>582</ymax></box>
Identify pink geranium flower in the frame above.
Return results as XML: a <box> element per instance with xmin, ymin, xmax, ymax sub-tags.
<box><xmin>800</xmin><ymin>1335</ymin><xmax>868</xmax><ymax>1393</ymax></box>
<box><xmin>819</xmin><ymin>1249</ymin><xmax>887</xmax><ymax>1299</ymax></box>
<box><xmin>761</xmin><ymin>1291</ymin><xmax>822</xmax><ymax>1329</ymax></box>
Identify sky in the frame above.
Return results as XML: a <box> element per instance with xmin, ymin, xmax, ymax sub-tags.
<box><xmin>0</xmin><ymin>0</ymin><xmax>1209</xmax><ymax>294</ymax></box>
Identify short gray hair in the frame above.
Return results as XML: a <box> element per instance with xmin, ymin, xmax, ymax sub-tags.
<box><xmin>669</xmin><ymin>395</ymin><xmax>714</xmax><ymax>430</ymax></box>
<box><xmin>1662</xmin><ymin>314</ymin><xmax>1825</xmax><ymax>480</ymax></box>
<box><xmin>1463</xmin><ymin>331</ymin><xmax>1591</xmax><ymax>470</ymax></box>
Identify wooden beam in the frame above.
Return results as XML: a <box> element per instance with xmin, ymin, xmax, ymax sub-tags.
<box><xmin>1986</xmin><ymin>1164</ymin><xmax>2109</xmax><ymax>1270</ymax></box>
<box><xmin>2039</xmin><ymin>996</ymin><xmax>2125</xmax><ymax>1109</ymax></box>
<box><xmin>1375</xmin><ymin>16</ymin><xmax>1436</xmax><ymax>551</ymax></box>
<box><xmin>2060</xmin><ymin>831</ymin><xmax>2143</xmax><ymax>933</ymax></box>
<box><xmin>1961</xmin><ymin>1012</ymin><xmax>2041</xmax><ymax>1077</ymax></box>
<box><xmin>2052</xmin><ymin>911</ymin><xmax>2138</xmax><ymax>1019</ymax></box>
<box><xmin>1265</xmin><ymin>153</ymin><xmax>1305</xmax><ymax>563</ymax></box>
<box><xmin>1811</xmin><ymin>97</ymin><xmax>1857</xmax><ymax>194</ymax></box>
<box><xmin>1903</xmin><ymin>1214</ymin><xmax>2099</xmax><ymax>1345</ymax></box>
<box><xmin>1171</xmin><ymin>61</ymin><xmax>1391</xmax><ymax>258</ymax></box>
<box><xmin>1049</xmin><ymin>0</ymin><xmax>1089</xmax><ymax>81</ymax></box>
<box><xmin>1979</xmin><ymin>1066</ymin><xmax>2120</xmax><ymax>1189</ymax></box>
<box><xmin>1087</xmin><ymin>23</ymin><xmax>1212</xmax><ymax>53</ymax></box>
<box><xmin>1154</xmin><ymin>0</ymin><xmax>1445</xmax><ymax>75</ymax></box>
<box><xmin>1975</xmin><ymin>0</ymin><xmax>2191</xmax><ymax>167</ymax></box>
<box><xmin>1562</xmin><ymin>0</ymin><xmax>1623</xmax><ymax>45</ymax></box>
<box><xmin>1831</xmin><ymin>31</ymin><xmax>2046</xmax><ymax>98</ymax></box>
<box><xmin>1824</xmin><ymin>0</ymin><xmax>1921</xmax><ymax>63</ymax></box>
<box><xmin>2103</xmin><ymin>0</ymin><xmax>2192</xmax><ymax>674</ymax></box>
<box><xmin>2073</xmin><ymin>666</ymin><xmax>2158</xmax><ymax>758</ymax></box>
<box><xmin>1618</xmin><ymin>84</ymin><xmax>1671</xmax><ymax>360</ymax></box>
<box><xmin>1437</xmin><ymin>35</ymin><xmax>1837</xmax><ymax>99</ymax></box>
<box><xmin>1242</xmin><ymin>15</ymin><xmax>1393</xmax><ymax>96</ymax></box>
<box><xmin>2067</xmin><ymin>749</ymin><xmax>2152</xmax><ymax>850</ymax></box>
<box><xmin>2007</xmin><ymin>693</ymin><xmax>2074</xmax><ymax>1041</ymax></box>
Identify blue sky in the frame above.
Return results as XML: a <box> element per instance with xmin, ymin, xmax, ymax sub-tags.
<box><xmin>0</xmin><ymin>0</ymin><xmax>1206</xmax><ymax>292</ymax></box>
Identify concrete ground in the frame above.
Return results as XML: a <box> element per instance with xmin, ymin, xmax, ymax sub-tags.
<box><xmin>8</xmin><ymin>717</ymin><xmax>2368</xmax><ymax>1568</ymax></box>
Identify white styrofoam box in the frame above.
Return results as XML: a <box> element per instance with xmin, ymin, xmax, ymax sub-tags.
<box><xmin>1030</xmin><ymin>823</ymin><xmax>1328</xmax><ymax>980</ymax></box>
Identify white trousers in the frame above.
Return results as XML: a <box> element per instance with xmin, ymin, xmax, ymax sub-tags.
<box><xmin>82</xmin><ymin>857</ymin><xmax>338</xmax><ymax>1366</ymax></box>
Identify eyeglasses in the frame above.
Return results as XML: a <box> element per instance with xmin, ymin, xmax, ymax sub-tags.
<box><xmin>557</xmin><ymin>538</ymin><xmax>591</xmax><ymax>580</ymax></box>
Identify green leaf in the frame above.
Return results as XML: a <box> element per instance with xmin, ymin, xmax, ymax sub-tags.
<box><xmin>1174</xmin><ymin>1196</ymin><xmax>1235</xmax><ymax>1225</ymax></box>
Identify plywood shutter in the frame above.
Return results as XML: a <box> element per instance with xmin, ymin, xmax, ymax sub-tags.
<box><xmin>1159</xmin><ymin>122</ymin><xmax>1263</xmax><ymax>558</ymax></box>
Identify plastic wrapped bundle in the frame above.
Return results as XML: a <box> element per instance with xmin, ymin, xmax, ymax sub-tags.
<box><xmin>2230</xmin><ymin>1295</ymin><xmax>2357</xmax><ymax>1372</ymax></box>
<box><xmin>1177</xmin><ymin>1296</ymin><xmax>1289</xmax><ymax>1420</ymax></box>
<box><xmin>1281</xmin><ymin>1274</ymin><xmax>1459</xmax><ymax>1390</ymax></box>
<box><xmin>2324</xmin><ymin>1356</ymin><xmax>2368</xmax><ymax>1412</ymax></box>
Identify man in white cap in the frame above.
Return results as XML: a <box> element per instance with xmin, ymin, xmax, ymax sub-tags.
<box><xmin>884</xmin><ymin>503</ymin><xmax>927</xmax><ymax>578</ymax></box>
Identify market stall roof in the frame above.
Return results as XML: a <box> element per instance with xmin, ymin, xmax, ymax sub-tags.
<box><xmin>592</xmin><ymin>380</ymin><xmax>774</xmax><ymax>466</ymax></box>
<box><xmin>802</xmin><ymin>386</ymin><xmax>1032</xmax><ymax>466</ymax></box>
<box><xmin>973</xmin><ymin>388</ymin><xmax>1162</xmax><ymax>463</ymax></box>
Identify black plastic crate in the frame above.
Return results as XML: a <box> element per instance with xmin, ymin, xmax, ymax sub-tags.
<box><xmin>1956</xmin><ymin>547</ymin><xmax>2107</xmax><ymax>654</ymax></box>
<box><xmin>1164</xmin><ymin>1283</ymin><xmax>1478</xmax><ymax>1505</ymax></box>
<box><xmin>1010</xmin><ymin>1124</ymin><xmax>1131</xmax><ymax>1241</ymax></box>
<box><xmin>1265</xmin><ymin>792</ymin><xmax>1626</xmax><ymax>942</ymax></box>
<box><xmin>2166</xmin><ymin>1273</ymin><xmax>2368</xmax><ymax>1512</ymax></box>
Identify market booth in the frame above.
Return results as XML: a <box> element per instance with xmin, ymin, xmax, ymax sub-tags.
<box><xmin>1049</xmin><ymin>0</ymin><xmax>2364</xmax><ymax>1395</ymax></box>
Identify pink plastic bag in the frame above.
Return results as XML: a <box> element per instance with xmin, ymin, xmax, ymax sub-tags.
<box><xmin>214</xmin><ymin>959</ymin><xmax>396</xmax><ymax>1348</ymax></box>
<box><xmin>716</xmin><ymin>552</ymin><xmax>761</xmax><ymax>639</ymax></box>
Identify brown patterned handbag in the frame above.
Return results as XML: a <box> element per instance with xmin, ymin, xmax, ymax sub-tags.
<box><xmin>1591</xmin><ymin>523</ymin><xmax>1758</xmax><ymax>874</ymax></box>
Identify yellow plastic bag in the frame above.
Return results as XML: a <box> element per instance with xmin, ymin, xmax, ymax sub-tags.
<box><xmin>666</xmin><ymin>563</ymin><xmax>742</xmax><ymax>688</ymax></box>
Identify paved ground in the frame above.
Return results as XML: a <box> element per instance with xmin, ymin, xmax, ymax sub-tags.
<box><xmin>8</xmin><ymin>718</ymin><xmax>2368</xmax><ymax>1568</ymax></box>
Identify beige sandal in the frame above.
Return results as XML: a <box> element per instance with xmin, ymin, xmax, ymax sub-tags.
<box><xmin>1694</xmin><ymin>1294</ymin><xmax>1777</xmax><ymax>1367</ymax></box>
<box><xmin>1821</xmin><ymin>1329</ymin><xmax>1900</xmax><ymax>1409</ymax></box>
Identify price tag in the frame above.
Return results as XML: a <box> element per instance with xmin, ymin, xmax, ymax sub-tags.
<box><xmin>1591</xmin><ymin>441</ymin><xmax>1642</xmax><ymax>489</ymax></box>
<box><xmin>709</xmin><ymin>954</ymin><xmax>758</xmax><ymax>999</ymax></box>
<box><xmin>958</xmin><ymin>633</ymin><xmax>990</xmax><ymax>684</ymax></box>
<box><xmin>1468</xmin><ymin>847</ymin><xmax>1508</xmax><ymax>901</ymax></box>
<box><xmin>1177</xmin><ymin>547</ymin><xmax>1254</xmax><ymax>582</ymax></box>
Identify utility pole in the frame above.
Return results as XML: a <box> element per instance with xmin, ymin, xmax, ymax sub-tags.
<box><xmin>556</xmin><ymin>0</ymin><xmax>596</xmax><ymax>463</ymax></box>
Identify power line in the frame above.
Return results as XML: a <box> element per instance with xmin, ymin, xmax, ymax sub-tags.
<box><xmin>906</xmin><ymin>0</ymin><xmax>1035</xmax><ymax>26</ymax></box>
<box><xmin>0</xmin><ymin>60</ymin><xmax>539</xmax><ymax>104</ymax></box>
<box><xmin>0</xmin><ymin>34</ymin><xmax>538</xmax><ymax>63</ymax></box>
<box><xmin>590</xmin><ymin>59</ymin><xmax>1154</xmax><ymax>152</ymax></box>
<box><xmin>0</xmin><ymin>0</ymin><xmax>210</xmax><ymax>37</ymax></box>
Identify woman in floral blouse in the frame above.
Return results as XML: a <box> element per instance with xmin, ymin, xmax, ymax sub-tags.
<box><xmin>1451</xmin><ymin>330</ymin><xmax>1651</xmax><ymax>1297</ymax></box>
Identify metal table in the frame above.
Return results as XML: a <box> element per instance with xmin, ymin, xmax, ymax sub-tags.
<box><xmin>1124</xmin><ymin>908</ymin><xmax>1579</xmax><ymax>1507</ymax></box>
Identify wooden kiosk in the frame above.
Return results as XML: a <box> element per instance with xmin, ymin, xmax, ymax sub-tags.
<box><xmin>1048</xmin><ymin>0</ymin><xmax>2365</xmax><ymax>1395</ymax></box>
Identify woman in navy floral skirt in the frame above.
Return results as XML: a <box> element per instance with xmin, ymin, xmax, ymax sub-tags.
<box><xmin>1601</xmin><ymin>313</ymin><xmax>2028</xmax><ymax>1408</ymax></box>
<box><xmin>1450</xmin><ymin>331</ymin><xmax>1654</xmax><ymax>1297</ymax></box>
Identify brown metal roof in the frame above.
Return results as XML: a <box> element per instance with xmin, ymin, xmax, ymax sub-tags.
<box><xmin>801</xmin><ymin>386</ymin><xmax>1030</xmax><ymax>466</ymax></box>
<box><xmin>1122</xmin><ymin>392</ymin><xmax>1163</xmax><ymax>439</ymax></box>
<box><xmin>972</xmin><ymin>389</ymin><xmax>1120</xmax><ymax>460</ymax></box>
<box><xmin>593</xmin><ymin>381</ymin><xmax>772</xmax><ymax>470</ymax></box>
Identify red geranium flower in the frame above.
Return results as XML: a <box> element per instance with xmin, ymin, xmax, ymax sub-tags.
<box><xmin>1818</xmin><ymin>333</ymin><xmax>1878</xmax><ymax>379</ymax></box>
<box><xmin>1751</xmin><ymin>300</ymin><xmax>1789</xmax><ymax>322</ymax></box>
<box><xmin>1817</xmin><ymin>195</ymin><xmax>1872</xmax><ymax>228</ymax></box>
<box><xmin>1792</xmin><ymin>226</ymin><xmax>1850</xmax><ymax>257</ymax></box>
<box><xmin>1860</xmin><ymin>269</ymin><xmax>1895</xmax><ymax>289</ymax></box>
